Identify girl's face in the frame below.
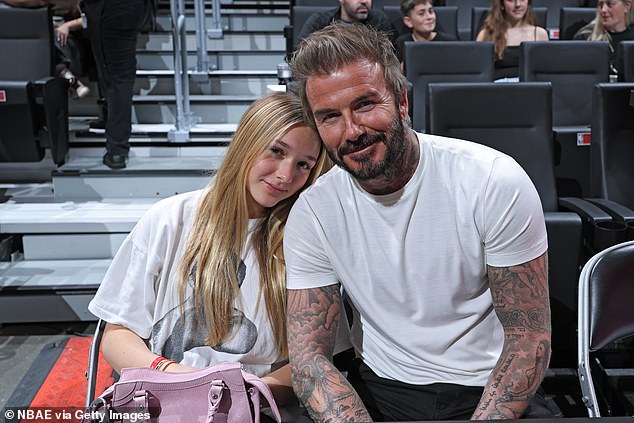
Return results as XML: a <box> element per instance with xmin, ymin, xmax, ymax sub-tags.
<box><xmin>598</xmin><ymin>0</ymin><xmax>631</xmax><ymax>32</ymax></box>
<box><xmin>404</xmin><ymin>3</ymin><xmax>437</xmax><ymax>35</ymax></box>
<box><xmin>502</xmin><ymin>0</ymin><xmax>529</xmax><ymax>23</ymax></box>
<box><xmin>246</xmin><ymin>125</ymin><xmax>321</xmax><ymax>218</ymax></box>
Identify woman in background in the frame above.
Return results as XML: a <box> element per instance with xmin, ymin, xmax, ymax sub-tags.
<box><xmin>575</xmin><ymin>0</ymin><xmax>633</xmax><ymax>80</ymax></box>
<box><xmin>88</xmin><ymin>92</ymin><xmax>332</xmax><ymax>410</ymax></box>
<box><xmin>476</xmin><ymin>0</ymin><xmax>548</xmax><ymax>81</ymax></box>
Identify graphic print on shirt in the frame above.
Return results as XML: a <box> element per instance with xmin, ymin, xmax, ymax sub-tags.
<box><xmin>154</xmin><ymin>260</ymin><xmax>258</xmax><ymax>362</ymax></box>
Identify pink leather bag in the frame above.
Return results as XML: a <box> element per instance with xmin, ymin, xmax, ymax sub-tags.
<box><xmin>83</xmin><ymin>362</ymin><xmax>281</xmax><ymax>423</ymax></box>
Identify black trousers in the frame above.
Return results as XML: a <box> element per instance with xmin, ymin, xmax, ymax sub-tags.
<box><xmin>347</xmin><ymin>358</ymin><xmax>557</xmax><ymax>421</ymax></box>
<box><xmin>84</xmin><ymin>0</ymin><xmax>146</xmax><ymax>156</ymax></box>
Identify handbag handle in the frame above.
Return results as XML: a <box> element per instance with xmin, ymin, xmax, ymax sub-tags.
<box><xmin>205</xmin><ymin>380</ymin><xmax>225</xmax><ymax>423</ymax></box>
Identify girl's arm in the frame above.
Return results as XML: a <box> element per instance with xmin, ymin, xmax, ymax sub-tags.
<box><xmin>261</xmin><ymin>363</ymin><xmax>296</xmax><ymax>406</ymax></box>
<box><xmin>101</xmin><ymin>322</ymin><xmax>197</xmax><ymax>373</ymax></box>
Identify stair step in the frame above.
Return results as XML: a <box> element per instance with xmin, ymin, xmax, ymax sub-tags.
<box><xmin>23</xmin><ymin>233</ymin><xmax>127</xmax><ymax>260</ymax></box>
<box><xmin>153</xmin><ymin>12</ymin><xmax>288</xmax><ymax>32</ymax></box>
<box><xmin>136</xmin><ymin>50</ymin><xmax>284</xmax><ymax>71</ymax></box>
<box><xmin>139</xmin><ymin>31</ymin><xmax>285</xmax><ymax>52</ymax></box>
<box><xmin>0</xmin><ymin>199</ymin><xmax>157</xmax><ymax>233</ymax></box>
<box><xmin>131</xmin><ymin>96</ymin><xmax>257</xmax><ymax>124</ymax></box>
<box><xmin>0</xmin><ymin>258</ymin><xmax>109</xmax><ymax>323</ymax></box>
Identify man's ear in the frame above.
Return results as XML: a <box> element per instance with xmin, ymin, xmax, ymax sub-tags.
<box><xmin>398</xmin><ymin>89</ymin><xmax>409</xmax><ymax>120</ymax></box>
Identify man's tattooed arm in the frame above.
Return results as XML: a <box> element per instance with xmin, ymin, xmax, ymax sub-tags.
<box><xmin>287</xmin><ymin>285</ymin><xmax>372</xmax><ymax>422</ymax></box>
<box><xmin>472</xmin><ymin>252</ymin><xmax>552</xmax><ymax>420</ymax></box>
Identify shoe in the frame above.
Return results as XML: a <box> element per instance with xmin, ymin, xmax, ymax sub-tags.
<box><xmin>103</xmin><ymin>153</ymin><xmax>127</xmax><ymax>170</ymax></box>
<box><xmin>89</xmin><ymin>118</ymin><xmax>106</xmax><ymax>130</ymax></box>
<box><xmin>73</xmin><ymin>81</ymin><xmax>91</xmax><ymax>99</ymax></box>
<box><xmin>58</xmin><ymin>68</ymin><xmax>91</xmax><ymax>99</ymax></box>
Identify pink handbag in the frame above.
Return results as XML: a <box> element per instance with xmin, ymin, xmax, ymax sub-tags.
<box><xmin>83</xmin><ymin>362</ymin><xmax>282</xmax><ymax>423</ymax></box>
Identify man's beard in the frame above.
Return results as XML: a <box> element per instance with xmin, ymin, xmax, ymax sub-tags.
<box><xmin>326</xmin><ymin>114</ymin><xmax>407</xmax><ymax>181</ymax></box>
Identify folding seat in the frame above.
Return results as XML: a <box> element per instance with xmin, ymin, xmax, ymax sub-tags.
<box><xmin>426</xmin><ymin>81</ymin><xmax>620</xmax><ymax>369</ymax></box>
<box><xmin>617</xmin><ymin>41</ymin><xmax>634</xmax><ymax>82</ymax></box>
<box><xmin>444</xmin><ymin>0</ymin><xmax>490</xmax><ymax>40</ymax></box>
<box><xmin>533</xmin><ymin>0</ymin><xmax>584</xmax><ymax>37</ymax></box>
<box><xmin>0</xmin><ymin>6</ymin><xmax>69</xmax><ymax>166</ymax></box>
<box><xmin>559</xmin><ymin>6</ymin><xmax>596</xmax><ymax>40</ymax></box>
<box><xmin>284</xmin><ymin>5</ymin><xmax>332</xmax><ymax>58</ymax></box>
<box><xmin>578</xmin><ymin>240</ymin><xmax>634</xmax><ymax>417</ymax></box>
<box><xmin>520</xmin><ymin>40</ymin><xmax>610</xmax><ymax>198</ymax></box>
<box><xmin>404</xmin><ymin>41</ymin><xmax>494</xmax><ymax>133</ymax></box>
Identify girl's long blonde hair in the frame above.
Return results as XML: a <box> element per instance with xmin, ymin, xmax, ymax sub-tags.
<box><xmin>479</xmin><ymin>0</ymin><xmax>538</xmax><ymax>58</ymax></box>
<box><xmin>177</xmin><ymin>92</ymin><xmax>329</xmax><ymax>357</ymax></box>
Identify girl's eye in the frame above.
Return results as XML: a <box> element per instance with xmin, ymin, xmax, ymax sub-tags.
<box><xmin>270</xmin><ymin>147</ymin><xmax>283</xmax><ymax>155</ymax></box>
<box><xmin>298</xmin><ymin>161</ymin><xmax>312</xmax><ymax>171</ymax></box>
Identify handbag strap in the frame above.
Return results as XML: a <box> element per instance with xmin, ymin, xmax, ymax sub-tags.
<box><xmin>205</xmin><ymin>379</ymin><xmax>225</xmax><ymax>423</ymax></box>
<box><xmin>242</xmin><ymin>371</ymin><xmax>282</xmax><ymax>423</ymax></box>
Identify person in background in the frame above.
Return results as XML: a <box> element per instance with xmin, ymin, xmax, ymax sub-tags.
<box><xmin>88</xmin><ymin>92</ymin><xmax>335</xmax><ymax>418</ymax></box>
<box><xmin>295</xmin><ymin>0</ymin><xmax>397</xmax><ymax>49</ymax></box>
<box><xmin>285</xmin><ymin>23</ymin><xmax>553</xmax><ymax>422</ymax></box>
<box><xmin>395</xmin><ymin>0</ymin><xmax>457</xmax><ymax>67</ymax></box>
<box><xmin>574</xmin><ymin>0</ymin><xmax>634</xmax><ymax>80</ymax></box>
<box><xmin>82</xmin><ymin>0</ymin><xmax>148</xmax><ymax>170</ymax></box>
<box><xmin>476</xmin><ymin>0</ymin><xmax>548</xmax><ymax>81</ymax></box>
<box><xmin>0</xmin><ymin>0</ymin><xmax>91</xmax><ymax>98</ymax></box>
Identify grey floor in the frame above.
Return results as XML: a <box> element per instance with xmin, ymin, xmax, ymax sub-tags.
<box><xmin>0</xmin><ymin>322</ymin><xmax>96</xmax><ymax>412</ymax></box>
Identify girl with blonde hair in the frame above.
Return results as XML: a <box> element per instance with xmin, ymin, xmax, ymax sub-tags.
<box><xmin>88</xmin><ymin>91</ymin><xmax>331</xmax><ymax>407</ymax></box>
<box><xmin>476</xmin><ymin>0</ymin><xmax>548</xmax><ymax>80</ymax></box>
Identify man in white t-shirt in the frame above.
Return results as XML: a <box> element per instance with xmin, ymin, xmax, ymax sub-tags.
<box><xmin>284</xmin><ymin>23</ymin><xmax>553</xmax><ymax>422</ymax></box>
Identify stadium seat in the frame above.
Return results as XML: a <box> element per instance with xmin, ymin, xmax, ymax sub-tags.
<box><xmin>559</xmin><ymin>7</ymin><xmax>596</xmax><ymax>40</ymax></box>
<box><xmin>616</xmin><ymin>41</ymin><xmax>634</xmax><ymax>82</ymax></box>
<box><xmin>444</xmin><ymin>0</ymin><xmax>490</xmax><ymax>40</ymax></box>
<box><xmin>520</xmin><ymin>40</ymin><xmax>610</xmax><ymax>198</ymax></box>
<box><xmin>533</xmin><ymin>0</ymin><xmax>584</xmax><ymax>36</ymax></box>
<box><xmin>0</xmin><ymin>5</ymin><xmax>69</xmax><ymax>166</ymax></box>
<box><xmin>404</xmin><ymin>41</ymin><xmax>494</xmax><ymax>133</ymax></box>
<box><xmin>578</xmin><ymin>240</ymin><xmax>634</xmax><ymax>417</ymax></box>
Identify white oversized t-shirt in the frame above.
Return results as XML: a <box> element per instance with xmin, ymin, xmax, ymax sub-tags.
<box><xmin>284</xmin><ymin>133</ymin><xmax>548</xmax><ymax>386</ymax></box>
<box><xmin>89</xmin><ymin>189</ymin><xmax>284</xmax><ymax>377</ymax></box>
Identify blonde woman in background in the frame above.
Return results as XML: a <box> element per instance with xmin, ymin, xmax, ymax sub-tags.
<box><xmin>575</xmin><ymin>0</ymin><xmax>633</xmax><ymax>79</ymax></box>
<box><xmin>88</xmin><ymin>92</ymin><xmax>332</xmax><ymax>412</ymax></box>
<box><xmin>476</xmin><ymin>0</ymin><xmax>548</xmax><ymax>81</ymax></box>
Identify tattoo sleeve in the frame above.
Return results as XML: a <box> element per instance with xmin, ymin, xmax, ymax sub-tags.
<box><xmin>472</xmin><ymin>252</ymin><xmax>552</xmax><ymax>420</ymax></box>
<box><xmin>287</xmin><ymin>285</ymin><xmax>373</xmax><ymax>422</ymax></box>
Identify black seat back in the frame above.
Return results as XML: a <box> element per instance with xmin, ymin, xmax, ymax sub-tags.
<box><xmin>520</xmin><ymin>40</ymin><xmax>610</xmax><ymax>127</ymax></box>
<box><xmin>404</xmin><ymin>41</ymin><xmax>494</xmax><ymax>132</ymax></box>
<box><xmin>590</xmin><ymin>83</ymin><xmax>634</xmax><ymax>210</ymax></box>
<box><xmin>559</xmin><ymin>6</ymin><xmax>596</xmax><ymax>39</ymax></box>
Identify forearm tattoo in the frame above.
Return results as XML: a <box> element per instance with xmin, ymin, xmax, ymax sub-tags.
<box><xmin>287</xmin><ymin>285</ymin><xmax>372</xmax><ymax>422</ymax></box>
<box><xmin>473</xmin><ymin>253</ymin><xmax>551</xmax><ymax>420</ymax></box>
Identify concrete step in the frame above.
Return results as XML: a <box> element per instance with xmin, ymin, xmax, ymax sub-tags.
<box><xmin>0</xmin><ymin>258</ymin><xmax>109</xmax><ymax>322</ymax></box>
<box><xmin>134</xmin><ymin>69</ymin><xmax>277</xmax><ymax>96</ymax></box>
<box><xmin>23</xmin><ymin>233</ymin><xmax>127</xmax><ymax>260</ymax></box>
<box><xmin>131</xmin><ymin>94</ymin><xmax>258</xmax><ymax>124</ymax></box>
<box><xmin>136</xmin><ymin>49</ymin><xmax>284</xmax><ymax>71</ymax></box>
<box><xmin>137</xmin><ymin>31</ymin><xmax>285</xmax><ymax>52</ymax></box>
<box><xmin>153</xmin><ymin>11</ymin><xmax>288</xmax><ymax>32</ymax></box>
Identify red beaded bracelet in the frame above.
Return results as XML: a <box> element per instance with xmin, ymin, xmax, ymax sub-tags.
<box><xmin>150</xmin><ymin>356</ymin><xmax>167</xmax><ymax>369</ymax></box>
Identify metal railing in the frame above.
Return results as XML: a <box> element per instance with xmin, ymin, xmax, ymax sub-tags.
<box><xmin>168</xmin><ymin>0</ymin><xmax>228</xmax><ymax>142</ymax></box>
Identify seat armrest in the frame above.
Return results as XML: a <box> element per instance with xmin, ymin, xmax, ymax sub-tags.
<box><xmin>585</xmin><ymin>198</ymin><xmax>634</xmax><ymax>223</ymax></box>
<box><xmin>559</xmin><ymin>197</ymin><xmax>629</xmax><ymax>251</ymax></box>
